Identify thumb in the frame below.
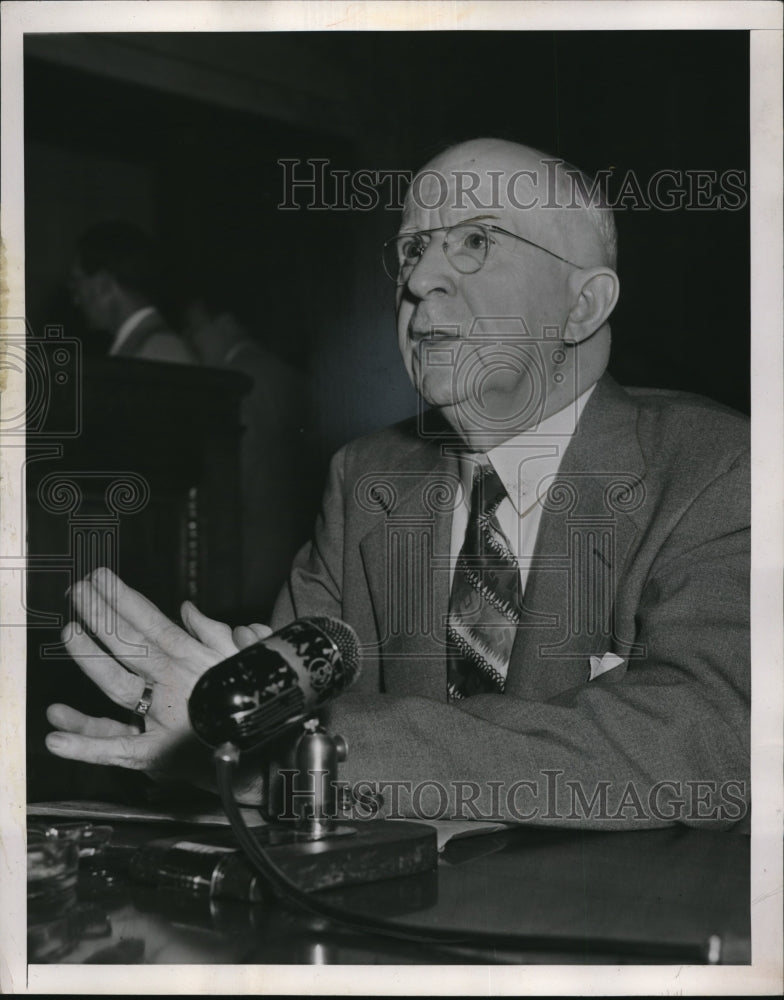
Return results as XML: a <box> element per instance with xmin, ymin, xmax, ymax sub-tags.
<box><xmin>180</xmin><ymin>601</ymin><xmax>237</xmax><ymax>657</ymax></box>
<box><xmin>232</xmin><ymin>623</ymin><xmax>272</xmax><ymax>650</ymax></box>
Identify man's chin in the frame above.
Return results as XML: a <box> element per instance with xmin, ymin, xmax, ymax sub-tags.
<box><xmin>421</xmin><ymin>386</ymin><xmax>542</xmax><ymax>448</ymax></box>
<box><xmin>417</xmin><ymin>379</ymin><xmax>460</xmax><ymax>413</ymax></box>
<box><xmin>414</xmin><ymin>373</ymin><xmax>513</xmax><ymax>441</ymax></box>
<box><xmin>418</xmin><ymin>392</ymin><xmax>470</xmax><ymax>435</ymax></box>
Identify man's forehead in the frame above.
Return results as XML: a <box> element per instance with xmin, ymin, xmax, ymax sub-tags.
<box><xmin>401</xmin><ymin>142</ymin><xmax>550</xmax><ymax>219</ymax></box>
<box><xmin>400</xmin><ymin>159</ymin><xmax>547</xmax><ymax>234</ymax></box>
<box><xmin>397</xmin><ymin>141</ymin><xmax>608</xmax><ymax>266</ymax></box>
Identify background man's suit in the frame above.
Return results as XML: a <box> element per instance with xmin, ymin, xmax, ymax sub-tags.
<box><xmin>275</xmin><ymin>374</ymin><xmax>751</xmax><ymax>828</ymax></box>
<box><xmin>112</xmin><ymin>307</ymin><xmax>195</xmax><ymax>364</ymax></box>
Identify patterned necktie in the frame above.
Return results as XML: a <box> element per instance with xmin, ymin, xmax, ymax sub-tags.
<box><xmin>447</xmin><ymin>464</ymin><xmax>522</xmax><ymax>701</ymax></box>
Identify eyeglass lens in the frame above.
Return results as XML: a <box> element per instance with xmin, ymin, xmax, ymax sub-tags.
<box><xmin>384</xmin><ymin>223</ymin><xmax>491</xmax><ymax>283</ymax></box>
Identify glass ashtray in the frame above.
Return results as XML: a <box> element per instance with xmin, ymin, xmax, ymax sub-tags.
<box><xmin>45</xmin><ymin>822</ymin><xmax>114</xmax><ymax>862</ymax></box>
<box><xmin>28</xmin><ymin>823</ymin><xmax>114</xmax><ymax>909</ymax></box>
<box><xmin>27</xmin><ymin>825</ymin><xmax>81</xmax><ymax>912</ymax></box>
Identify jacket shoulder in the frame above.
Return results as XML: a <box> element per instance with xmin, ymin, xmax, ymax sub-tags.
<box><xmin>337</xmin><ymin>410</ymin><xmax>447</xmax><ymax>472</ymax></box>
<box><xmin>626</xmin><ymin>386</ymin><xmax>749</xmax><ymax>473</ymax></box>
<box><xmin>138</xmin><ymin>331</ymin><xmax>196</xmax><ymax>365</ymax></box>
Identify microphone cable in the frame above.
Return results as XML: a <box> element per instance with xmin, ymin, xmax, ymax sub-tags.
<box><xmin>214</xmin><ymin>743</ymin><xmax>476</xmax><ymax>950</ymax></box>
<box><xmin>214</xmin><ymin>743</ymin><xmax>722</xmax><ymax>962</ymax></box>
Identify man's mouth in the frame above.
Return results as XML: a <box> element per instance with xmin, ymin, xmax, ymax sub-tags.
<box><xmin>408</xmin><ymin>323</ymin><xmax>460</xmax><ymax>343</ymax></box>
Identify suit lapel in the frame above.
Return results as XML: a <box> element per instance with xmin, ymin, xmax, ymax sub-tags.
<box><xmin>359</xmin><ymin>431</ymin><xmax>459</xmax><ymax>700</ymax></box>
<box><xmin>358</xmin><ymin>377</ymin><xmax>648</xmax><ymax>703</ymax></box>
<box><xmin>506</xmin><ymin>376</ymin><xmax>648</xmax><ymax>700</ymax></box>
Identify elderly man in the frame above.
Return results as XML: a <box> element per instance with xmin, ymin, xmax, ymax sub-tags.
<box><xmin>46</xmin><ymin>139</ymin><xmax>750</xmax><ymax>829</ymax></box>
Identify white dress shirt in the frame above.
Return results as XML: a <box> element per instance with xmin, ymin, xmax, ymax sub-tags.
<box><xmin>449</xmin><ymin>384</ymin><xmax>596</xmax><ymax>593</ymax></box>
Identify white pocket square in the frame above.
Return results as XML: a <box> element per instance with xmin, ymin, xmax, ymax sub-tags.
<box><xmin>589</xmin><ymin>652</ymin><xmax>626</xmax><ymax>681</ymax></box>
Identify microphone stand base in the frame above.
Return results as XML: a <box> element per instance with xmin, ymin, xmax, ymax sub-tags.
<box><xmin>130</xmin><ymin>819</ymin><xmax>437</xmax><ymax>901</ymax></box>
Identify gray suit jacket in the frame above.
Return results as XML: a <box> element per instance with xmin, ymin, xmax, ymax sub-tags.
<box><xmin>113</xmin><ymin>308</ymin><xmax>195</xmax><ymax>364</ymax></box>
<box><xmin>271</xmin><ymin>375</ymin><xmax>750</xmax><ymax>828</ymax></box>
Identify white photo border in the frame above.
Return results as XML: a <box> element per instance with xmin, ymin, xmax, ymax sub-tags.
<box><xmin>1</xmin><ymin>1</ymin><xmax>781</xmax><ymax>995</ymax></box>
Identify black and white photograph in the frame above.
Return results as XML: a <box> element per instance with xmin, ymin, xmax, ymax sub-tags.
<box><xmin>1</xmin><ymin>1</ymin><xmax>781</xmax><ymax>994</ymax></box>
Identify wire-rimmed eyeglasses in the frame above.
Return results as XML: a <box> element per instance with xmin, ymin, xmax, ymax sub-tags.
<box><xmin>382</xmin><ymin>222</ymin><xmax>583</xmax><ymax>284</ymax></box>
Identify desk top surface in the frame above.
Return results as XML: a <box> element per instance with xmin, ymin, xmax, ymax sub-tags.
<box><xmin>28</xmin><ymin>818</ymin><xmax>750</xmax><ymax>966</ymax></box>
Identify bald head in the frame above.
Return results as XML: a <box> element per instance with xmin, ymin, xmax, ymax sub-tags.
<box><xmin>404</xmin><ymin>138</ymin><xmax>617</xmax><ymax>270</ymax></box>
<box><xmin>395</xmin><ymin>137</ymin><xmax>620</xmax><ymax>447</ymax></box>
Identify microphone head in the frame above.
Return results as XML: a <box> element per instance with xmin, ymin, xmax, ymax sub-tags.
<box><xmin>303</xmin><ymin>616</ymin><xmax>361</xmax><ymax>695</ymax></box>
<box><xmin>188</xmin><ymin>616</ymin><xmax>361</xmax><ymax>750</ymax></box>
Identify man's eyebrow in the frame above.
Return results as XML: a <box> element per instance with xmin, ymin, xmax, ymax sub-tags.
<box><xmin>398</xmin><ymin>213</ymin><xmax>502</xmax><ymax>234</ymax></box>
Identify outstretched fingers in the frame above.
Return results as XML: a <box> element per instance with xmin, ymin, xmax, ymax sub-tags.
<box><xmin>46</xmin><ymin>703</ymin><xmax>139</xmax><ymax>738</ymax></box>
<box><xmin>62</xmin><ymin>621</ymin><xmax>151</xmax><ymax>708</ymax></box>
<box><xmin>68</xmin><ymin>577</ymin><xmax>166</xmax><ymax>677</ymax></box>
<box><xmin>45</xmin><ymin>728</ymin><xmax>160</xmax><ymax>770</ymax></box>
<box><xmin>86</xmin><ymin>567</ymin><xmax>211</xmax><ymax>664</ymax></box>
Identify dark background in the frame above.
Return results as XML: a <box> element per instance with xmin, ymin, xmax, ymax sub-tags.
<box><xmin>24</xmin><ymin>30</ymin><xmax>750</xmax><ymax>801</ymax></box>
<box><xmin>26</xmin><ymin>29</ymin><xmax>750</xmax><ymax>456</ymax></box>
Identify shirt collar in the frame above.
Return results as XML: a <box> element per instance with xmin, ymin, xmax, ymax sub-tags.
<box><xmin>109</xmin><ymin>306</ymin><xmax>157</xmax><ymax>356</ymax></box>
<box><xmin>460</xmin><ymin>383</ymin><xmax>597</xmax><ymax>516</ymax></box>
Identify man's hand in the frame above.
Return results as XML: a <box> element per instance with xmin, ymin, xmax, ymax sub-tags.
<box><xmin>45</xmin><ymin>566</ymin><xmax>271</xmax><ymax>796</ymax></box>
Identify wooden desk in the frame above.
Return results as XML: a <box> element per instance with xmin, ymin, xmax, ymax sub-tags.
<box><xmin>28</xmin><ymin>821</ymin><xmax>750</xmax><ymax>965</ymax></box>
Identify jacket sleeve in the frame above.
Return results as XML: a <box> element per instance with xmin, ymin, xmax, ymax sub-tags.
<box><xmin>272</xmin><ymin>447</ymin><xmax>750</xmax><ymax>831</ymax></box>
<box><xmin>270</xmin><ymin>447</ymin><xmax>348</xmax><ymax>628</ymax></box>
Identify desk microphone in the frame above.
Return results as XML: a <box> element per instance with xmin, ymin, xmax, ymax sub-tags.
<box><xmin>189</xmin><ymin>618</ymin><xmax>473</xmax><ymax>953</ymax></box>
<box><xmin>188</xmin><ymin>617</ymin><xmax>360</xmax><ymax>751</ymax></box>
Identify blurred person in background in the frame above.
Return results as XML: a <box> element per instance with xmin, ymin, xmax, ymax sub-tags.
<box><xmin>70</xmin><ymin>220</ymin><xmax>195</xmax><ymax>364</ymax></box>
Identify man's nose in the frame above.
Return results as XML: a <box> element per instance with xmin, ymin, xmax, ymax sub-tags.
<box><xmin>404</xmin><ymin>238</ymin><xmax>457</xmax><ymax>300</ymax></box>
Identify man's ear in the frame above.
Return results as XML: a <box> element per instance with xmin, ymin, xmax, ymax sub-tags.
<box><xmin>563</xmin><ymin>268</ymin><xmax>620</xmax><ymax>344</ymax></box>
